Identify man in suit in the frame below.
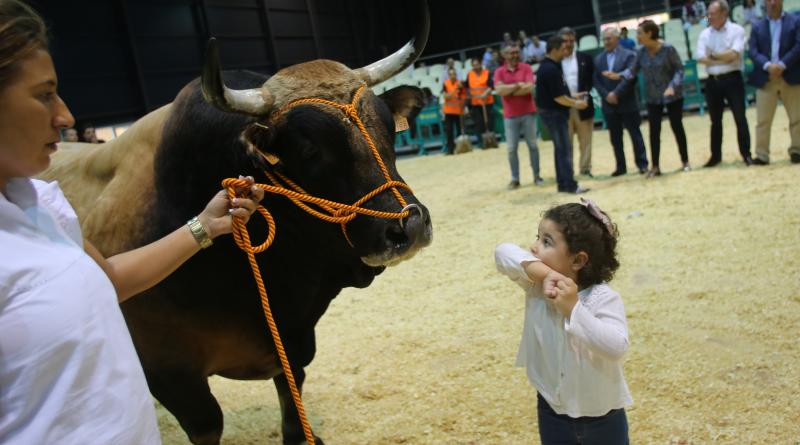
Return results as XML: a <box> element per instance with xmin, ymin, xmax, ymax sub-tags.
<box><xmin>696</xmin><ymin>0</ymin><xmax>754</xmax><ymax>167</ymax></box>
<box><xmin>594</xmin><ymin>27</ymin><xmax>648</xmax><ymax>176</ymax></box>
<box><xmin>749</xmin><ymin>0</ymin><xmax>800</xmax><ymax>164</ymax></box>
<box><xmin>559</xmin><ymin>27</ymin><xmax>597</xmax><ymax>177</ymax></box>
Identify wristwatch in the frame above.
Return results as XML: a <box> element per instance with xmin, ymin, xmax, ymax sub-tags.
<box><xmin>187</xmin><ymin>216</ymin><xmax>213</xmax><ymax>249</ymax></box>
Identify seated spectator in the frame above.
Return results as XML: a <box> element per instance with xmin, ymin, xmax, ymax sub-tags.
<box><xmin>520</xmin><ymin>30</ymin><xmax>536</xmax><ymax>63</ymax></box>
<box><xmin>487</xmin><ymin>49</ymin><xmax>501</xmax><ymax>72</ymax></box>
<box><xmin>619</xmin><ymin>27</ymin><xmax>636</xmax><ymax>49</ymax></box>
<box><xmin>482</xmin><ymin>47</ymin><xmax>493</xmax><ymax>67</ymax></box>
<box><xmin>742</xmin><ymin>0</ymin><xmax>762</xmax><ymax>25</ymax></box>
<box><xmin>502</xmin><ymin>31</ymin><xmax>520</xmax><ymax>49</ymax></box>
<box><xmin>62</xmin><ymin>127</ymin><xmax>78</xmax><ymax>142</ymax></box>
<box><xmin>683</xmin><ymin>0</ymin><xmax>708</xmax><ymax>30</ymax></box>
<box><xmin>78</xmin><ymin>122</ymin><xmax>105</xmax><ymax>143</ymax></box>
<box><xmin>530</xmin><ymin>35</ymin><xmax>547</xmax><ymax>63</ymax></box>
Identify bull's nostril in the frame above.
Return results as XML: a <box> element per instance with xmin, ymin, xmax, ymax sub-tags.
<box><xmin>385</xmin><ymin>224</ymin><xmax>408</xmax><ymax>248</ymax></box>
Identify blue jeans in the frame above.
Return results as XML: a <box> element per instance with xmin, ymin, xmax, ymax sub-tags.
<box><xmin>539</xmin><ymin>110</ymin><xmax>578</xmax><ymax>192</ymax></box>
<box><xmin>503</xmin><ymin>113</ymin><xmax>540</xmax><ymax>182</ymax></box>
<box><xmin>537</xmin><ymin>393</ymin><xmax>629</xmax><ymax>445</ymax></box>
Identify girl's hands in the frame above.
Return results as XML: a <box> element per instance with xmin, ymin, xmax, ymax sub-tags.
<box><xmin>552</xmin><ymin>277</ymin><xmax>579</xmax><ymax>319</ymax></box>
<box><xmin>198</xmin><ymin>175</ymin><xmax>265</xmax><ymax>239</ymax></box>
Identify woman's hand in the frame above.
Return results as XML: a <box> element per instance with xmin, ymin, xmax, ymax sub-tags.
<box><xmin>664</xmin><ymin>86</ymin><xmax>675</xmax><ymax>97</ymax></box>
<box><xmin>198</xmin><ymin>176</ymin><xmax>265</xmax><ymax>239</ymax></box>
<box><xmin>602</xmin><ymin>71</ymin><xmax>621</xmax><ymax>81</ymax></box>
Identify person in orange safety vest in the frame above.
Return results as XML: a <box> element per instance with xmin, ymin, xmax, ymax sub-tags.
<box><xmin>441</xmin><ymin>67</ymin><xmax>466</xmax><ymax>155</ymax></box>
<box><xmin>466</xmin><ymin>57</ymin><xmax>496</xmax><ymax>146</ymax></box>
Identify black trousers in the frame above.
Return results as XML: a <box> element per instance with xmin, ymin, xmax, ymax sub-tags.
<box><xmin>704</xmin><ymin>72</ymin><xmax>751</xmax><ymax>161</ymax></box>
<box><xmin>443</xmin><ymin>114</ymin><xmax>462</xmax><ymax>153</ymax></box>
<box><xmin>603</xmin><ymin>108</ymin><xmax>648</xmax><ymax>173</ymax></box>
<box><xmin>469</xmin><ymin>105</ymin><xmax>494</xmax><ymax>136</ymax></box>
<box><xmin>646</xmin><ymin>99</ymin><xmax>688</xmax><ymax>167</ymax></box>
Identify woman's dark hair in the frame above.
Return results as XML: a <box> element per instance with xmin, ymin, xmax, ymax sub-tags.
<box><xmin>0</xmin><ymin>0</ymin><xmax>48</xmax><ymax>92</ymax></box>
<box><xmin>543</xmin><ymin>203</ymin><xmax>620</xmax><ymax>288</ymax></box>
<box><xmin>639</xmin><ymin>20</ymin><xmax>660</xmax><ymax>40</ymax></box>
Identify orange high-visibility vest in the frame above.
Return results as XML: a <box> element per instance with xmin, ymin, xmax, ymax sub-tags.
<box><xmin>443</xmin><ymin>79</ymin><xmax>465</xmax><ymax>115</ymax></box>
<box><xmin>468</xmin><ymin>69</ymin><xmax>494</xmax><ymax>106</ymax></box>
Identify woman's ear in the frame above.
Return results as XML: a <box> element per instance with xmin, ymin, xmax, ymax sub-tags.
<box><xmin>572</xmin><ymin>251</ymin><xmax>589</xmax><ymax>273</ymax></box>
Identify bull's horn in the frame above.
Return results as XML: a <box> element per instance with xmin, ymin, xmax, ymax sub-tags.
<box><xmin>354</xmin><ymin>0</ymin><xmax>430</xmax><ymax>86</ymax></box>
<box><xmin>201</xmin><ymin>38</ymin><xmax>274</xmax><ymax>116</ymax></box>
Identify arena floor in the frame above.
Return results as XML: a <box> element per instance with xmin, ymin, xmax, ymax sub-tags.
<box><xmin>157</xmin><ymin>105</ymin><xmax>800</xmax><ymax>445</ymax></box>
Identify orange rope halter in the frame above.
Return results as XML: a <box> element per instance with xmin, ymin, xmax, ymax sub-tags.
<box><xmin>221</xmin><ymin>84</ymin><xmax>413</xmax><ymax>445</ymax></box>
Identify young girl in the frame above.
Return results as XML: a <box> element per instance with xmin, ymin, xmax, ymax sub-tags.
<box><xmin>495</xmin><ymin>198</ymin><xmax>632</xmax><ymax>444</ymax></box>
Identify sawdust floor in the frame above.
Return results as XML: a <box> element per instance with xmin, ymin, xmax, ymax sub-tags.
<box><xmin>158</xmin><ymin>105</ymin><xmax>800</xmax><ymax>444</ymax></box>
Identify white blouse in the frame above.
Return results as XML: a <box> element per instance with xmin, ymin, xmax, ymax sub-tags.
<box><xmin>495</xmin><ymin>243</ymin><xmax>633</xmax><ymax>418</ymax></box>
<box><xmin>0</xmin><ymin>178</ymin><xmax>161</xmax><ymax>444</ymax></box>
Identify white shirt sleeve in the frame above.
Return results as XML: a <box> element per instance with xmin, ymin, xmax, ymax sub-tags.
<box><xmin>695</xmin><ymin>30</ymin><xmax>708</xmax><ymax>59</ymax></box>
<box><xmin>494</xmin><ymin>243</ymin><xmax>539</xmax><ymax>290</ymax></box>
<box><xmin>731</xmin><ymin>25</ymin><xmax>745</xmax><ymax>54</ymax></box>
<box><xmin>564</xmin><ymin>288</ymin><xmax>629</xmax><ymax>361</ymax></box>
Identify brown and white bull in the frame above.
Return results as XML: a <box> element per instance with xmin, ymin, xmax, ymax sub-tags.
<box><xmin>39</xmin><ymin>2</ymin><xmax>432</xmax><ymax>443</ymax></box>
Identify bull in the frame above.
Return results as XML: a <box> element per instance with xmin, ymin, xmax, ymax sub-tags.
<box><xmin>39</xmin><ymin>2</ymin><xmax>432</xmax><ymax>444</ymax></box>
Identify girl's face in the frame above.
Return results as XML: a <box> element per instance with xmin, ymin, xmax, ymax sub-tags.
<box><xmin>0</xmin><ymin>49</ymin><xmax>74</xmax><ymax>189</ymax></box>
<box><xmin>531</xmin><ymin>218</ymin><xmax>580</xmax><ymax>280</ymax></box>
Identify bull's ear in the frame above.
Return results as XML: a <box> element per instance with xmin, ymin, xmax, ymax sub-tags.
<box><xmin>379</xmin><ymin>85</ymin><xmax>424</xmax><ymax>119</ymax></box>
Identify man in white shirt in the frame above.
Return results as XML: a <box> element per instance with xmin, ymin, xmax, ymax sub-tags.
<box><xmin>560</xmin><ymin>27</ymin><xmax>596</xmax><ymax>177</ymax></box>
<box><xmin>696</xmin><ymin>0</ymin><xmax>755</xmax><ymax>167</ymax></box>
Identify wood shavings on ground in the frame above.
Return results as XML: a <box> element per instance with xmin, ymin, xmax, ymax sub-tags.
<box><xmin>158</xmin><ymin>106</ymin><xmax>800</xmax><ymax>444</ymax></box>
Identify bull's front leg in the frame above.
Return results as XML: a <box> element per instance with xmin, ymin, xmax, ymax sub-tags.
<box><xmin>274</xmin><ymin>369</ymin><xmax>325</xmax><ymax>445</ymax></box>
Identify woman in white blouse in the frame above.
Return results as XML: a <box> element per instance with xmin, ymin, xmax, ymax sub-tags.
<box><xmin>0</xmin><ymin>1</ymin><xmax>263</xmax><ymax>443</ymax></box>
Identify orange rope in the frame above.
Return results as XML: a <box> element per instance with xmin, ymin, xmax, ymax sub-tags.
<box><xmin>222</xmin><ymin>84</ymin><xmax>412</xmax><ymax>445</ymax></box>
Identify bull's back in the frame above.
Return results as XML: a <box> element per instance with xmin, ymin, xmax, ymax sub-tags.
<box><xmin>39</xmin><ymin>105</ymin><xmax>173</xmax><ymax>255</ymax></box>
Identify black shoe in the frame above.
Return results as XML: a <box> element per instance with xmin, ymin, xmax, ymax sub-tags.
<box><xmin>638</xmin><ymin>168</ymin><xmax>647</xmax><ymax>174</ymax></box>
<box><xmin>752</xmin><ymin>158</ymin><xmax>769</xmax><ymax>166</ymax></box>
<box><xmin>703</xmin><ymin>158</ymin><xmax>721</xmax><ymax>168</ymax></box>
<box><xmin>507</xmin><ymin>180</ymin><xmax>520</xmax><ymax>190</ymax></box>
<box><xmin>743</xmin><ymin>156</ymin><xmax>754</xmax><ymax>166</ymax></box>
<box><xmin>581</xmin><ymin>170</ymin><xmax>594</xmax><ymax>178</ymax></box>
<box><xmin>611</xmin><ymin>170</ymin><xmax>627</xmax><ymax>177</ymax></box>
<box><xmin>791</xmin><ymin>153</ymin><xmax>800</xmax><ymax>164</ymax></box>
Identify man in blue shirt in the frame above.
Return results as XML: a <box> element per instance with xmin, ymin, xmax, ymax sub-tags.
<box><xmin>749</xmin><ymin>0</ymin><xmax>800</xmax><ymax>164</ymax></box>
<box><xmin>619</xmin><ymin>27</ymin><xmax>636</xmax><ymax>50</ymax></box>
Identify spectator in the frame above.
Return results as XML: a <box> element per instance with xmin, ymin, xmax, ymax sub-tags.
<box><xmin>482</xmin><ymin>46</ymin><xmax>493</xmax><ymax>67</ymax></box>
<box><xmin>502</xmin><ymin>31</ymin><xmax>519</xmax><ymax>49</ymax></box>
<box><xmin>743</xmin><ymin>0</ymin><xmax>764</xmax><ymax>25</ymax></box>
<box><xmin>441</xmin><ymin>67</ymin><xmax>466</xmax><ymax>155</ymax></box>
<box><xmin>466</xmin><ymin>57</ymin><xmax>496</xmax><ymax>147</ymax></box>
<box><xmin>78</xmin><ymin>122</ymin><xmax>104</xmax><ymax>143</ymax></box>
<box><xmin>519</xmin><ymin>30</ymin><xmax>534</xmax><ymax>63</ymax></box>
<box><xmin>748</xmin><ymin>0</ymin><xmax>800</xmax><ymax>164</ymax></box>
<box><xmin>559</xmin><ymin>27</ymin><xmax>596</xmax><ymax>177</ymax></box>
<box><xmin>535</xmin><ymin>36</ymin><xmax>590</xmax><ymax>194</ymax></box>
<box><xmin>623</xmin><ymin>20</ymin><xmax>691</xmax><ymax>176</ymax></box>
<box><xmin>494</xmin><ymin>45</ymin><xmax>543</xmax><ymax>189</ymax></box>
<box><xmin>683</xmin><ymin>0</ymin><xmax>708</xmax><ymax>29</ymax></box>
<box><xmin>530</xmin><ymin>35</ymin><xmax>547</xmax><ymax>63</ymax></box>
<box><xmin>619</xmin><ymin>27</ymin><xmax>636</xmax><ymax>49</ymax></box>
<box><xmin>594</xmin><ymin>27</ymin><xmax>649</xmax><ymax>176</ymax></box>
<box><xmin>696</xmin><ymin>0</ymin><xmax>753</xmax><ymax>167</ymax></box>
<box><xmin>62</xmin><ymin>127</ymin><xmax>78</xmax><ymax>142</ymax></box>
<box><xmin>487</xmin><ymin>48</ymin><xmax>501</xmax><ymax>72</ymax></box>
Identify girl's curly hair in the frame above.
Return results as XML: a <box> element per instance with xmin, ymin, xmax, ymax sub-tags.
<box><xmin>543</xmin><ymin>203</ymin><xmax>619</xmax><ymax>288</ymax></box>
